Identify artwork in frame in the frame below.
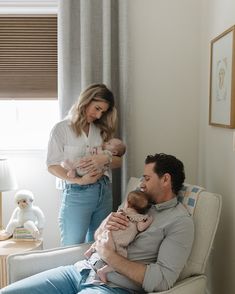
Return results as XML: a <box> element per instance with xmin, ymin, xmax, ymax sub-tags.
<box><xmin>209</xmin><ymin>25</ymin><xmax>235</xmax><ymax>128</ymax></box>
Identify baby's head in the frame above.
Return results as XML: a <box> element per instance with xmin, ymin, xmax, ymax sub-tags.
<box><xmin>103</xmin><ymin>138</ymin><xmax>126</xmax><ymax>156</ymax></box>
<box><xmin>126</xmin><ymin>190</ymin><xmax>152</xmax><ymax>214</ymax></box>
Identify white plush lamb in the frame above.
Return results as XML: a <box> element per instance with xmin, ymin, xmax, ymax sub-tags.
<box><xmin>0</xmin><ymin>190</ymin><xmax>45</xmax><ymax>241</ymax></box>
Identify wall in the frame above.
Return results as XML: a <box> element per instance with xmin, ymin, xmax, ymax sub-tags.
<box><xmin>198</xmin><ymin>0</ymin><xmax>235</xmax><ymax>293</ymax></box>
<box><xmin>128</xmin><ymin>0</ymin><xmax>235</xmax><ymax>292</ymax></box>
<box><xmin>128</xmin><ymin>0</ymin><xmax>200</xmax><ymax>183</ymax></box>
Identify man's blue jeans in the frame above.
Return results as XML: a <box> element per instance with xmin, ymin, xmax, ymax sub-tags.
<box><xmin>1</xmin><ymin>265</ymin><xmax>134</xmax><ymax>294</ymax></box>
<box><xmin>59</xmin><ymin>176</ymin><xmax>112</xmax><ymax>245</ymax></box>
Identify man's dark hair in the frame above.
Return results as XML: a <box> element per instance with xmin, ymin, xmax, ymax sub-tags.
<box><xmin>145</xmin><ymin>153</ymin><xmax>185</xmax><ymax>194</ymax></box>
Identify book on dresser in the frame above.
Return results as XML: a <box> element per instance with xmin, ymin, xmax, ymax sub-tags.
<box><xmin>12</xmin><ymin>227</ymin><xmax>37</xmax><ymax>241</ymax></box>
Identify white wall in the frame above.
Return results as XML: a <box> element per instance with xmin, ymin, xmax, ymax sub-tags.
<box><xmin>128</xmin><ymin>0</ymin><xmax>200</xmax><ymax>183</ymax></box>
<box><xmin>128</xmin><ymin>0</ymin><xmax>235</xmax><ymax>292</ymax></box>
<box><xmin>1</xmin><ymin>151</ymin><xmax>61</xmax><ymax>249</ymax></box>
<box><xmin>198</xmin><ymin>1</ymin><xmax>235</xmax><ymax>293</ymax></box>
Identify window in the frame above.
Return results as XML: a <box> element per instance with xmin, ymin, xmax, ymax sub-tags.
<box><xmin>0</xmin><ymin>3</ymin><xmax>58</xmax><ymax>150</ymax></box>
<box><xmin>0</xmin><ymin>100</ymin><xmax>59</xmax><ymax>150</ymax></box>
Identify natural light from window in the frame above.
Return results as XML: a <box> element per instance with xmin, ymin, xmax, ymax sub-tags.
<box><xmin>0</xmin><ymin>100</ymin><xmax>59</xmax><ymax>150</ymax></box>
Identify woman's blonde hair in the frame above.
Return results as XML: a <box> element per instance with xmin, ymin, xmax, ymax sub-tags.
<box><xmin>68</xmin><ymin>84</ymin><xmax>117</xmax><ymax>141</ymax></box>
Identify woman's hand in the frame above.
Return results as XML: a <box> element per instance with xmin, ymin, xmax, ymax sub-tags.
<box><xmin>78</xmin><ymin>154</ymin><xmax>109</xmax><ymax>172</ymax></box>
<box><xmin>73</xmin><ymin>170</ymin><xmax>103</xmax><ymax>185</ymax></box>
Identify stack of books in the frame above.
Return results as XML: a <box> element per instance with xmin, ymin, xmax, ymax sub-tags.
<box><xmin>12</xmin><ymin>227</ymin><xmax>37</xmax><ymax>241</ymax></box>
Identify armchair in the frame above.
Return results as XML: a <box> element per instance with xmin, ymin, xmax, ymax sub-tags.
<box><xmin>6</xmin><ymin>177</ymin><xmax>222</xmax><ymax>294</ymax></box>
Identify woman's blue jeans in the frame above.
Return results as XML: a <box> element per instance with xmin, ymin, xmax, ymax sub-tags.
<box><xmin>1</xmin><ymin>265</ymin><xmax>134</xmax><ymax>294</ymax></box>
<box><xmin>59</xmin><ymin>176</ymin><xmax>112</xmax><ymax>246</ymax></box>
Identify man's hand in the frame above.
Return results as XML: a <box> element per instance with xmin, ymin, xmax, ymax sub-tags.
<box><xmin>95</xmin><ymin>230</ymin><xmax>115</xmax><ymax>262</ymax></box>
<box><xmin>94</xmin><ymin>211</ymin><xmax>129</xmax><ymax>241</ymax></box>
<box><xmin>104</xmin><ymin>211</ymin><xmax>129</xmax><ymax>231</ymax></box>
<box><xmin>95</xmin><ymin>230</ymin><xmax>146</xmax><ymax>286</ymax></box>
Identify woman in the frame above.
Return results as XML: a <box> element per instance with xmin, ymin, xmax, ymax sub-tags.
<box><xmin>47</xmin><ymin>84</ymin><xmax>122</xmax><ymax>246</ymax></box>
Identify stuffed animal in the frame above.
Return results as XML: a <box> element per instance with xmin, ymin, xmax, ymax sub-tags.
<box><xmin>0</xmin><ymin>189</ymin><xmax>45</xmax><ymax>241</ymax></box>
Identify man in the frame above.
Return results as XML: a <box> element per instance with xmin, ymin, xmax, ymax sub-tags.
<box><xmin>94</xmin><ymin>153</ymin><xmax>194</xmax><ymax>292</ymax></box>
<box><xmin>2</xmin><ymin>153</ymin><xmax>194</xmax><ymax>294</ymax></box>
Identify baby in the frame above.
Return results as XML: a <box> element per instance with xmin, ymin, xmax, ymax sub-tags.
<box><xmin>84</xmin><ymin>190</ymin><xmax>153</xmax><ymax>282</ymax></box>
<box><xmin>64</xmin><ymin>138</ymin><xmax>126</xmax><ymax>177</ymax></box>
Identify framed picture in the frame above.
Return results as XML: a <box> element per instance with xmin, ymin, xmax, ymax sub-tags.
<box><xmin>209</xmin><ymin>26</ymin><xmax>235</xmax><ymax>128</ymax></box>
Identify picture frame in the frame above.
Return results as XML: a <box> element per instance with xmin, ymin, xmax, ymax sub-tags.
<box><xmin>209</xmin><ymin>25</ymin><xmax>235</xmax><ymax>128</ymax></box>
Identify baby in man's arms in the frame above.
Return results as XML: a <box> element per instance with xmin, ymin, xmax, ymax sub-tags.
<box><xmin>84</xmin><ymin>190</ymin><xmax>153</xmax><ymax>282</ymax></box>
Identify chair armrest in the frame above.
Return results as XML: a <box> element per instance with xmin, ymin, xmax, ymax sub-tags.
<box><xmin>149</xmin><ymin>275</ymin><xmax>207</xmax><ymax>294</ymax></box>
<box><xmin>7</xmin><ymin>243</ymin><xmax>91</xmax><ymax>284</ymax></box>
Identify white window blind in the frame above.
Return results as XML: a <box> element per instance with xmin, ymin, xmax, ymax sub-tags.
<box><xmin>0</xmin><ymin>16</ymin><xmax>57</xmax><ymax>99</ymax></box>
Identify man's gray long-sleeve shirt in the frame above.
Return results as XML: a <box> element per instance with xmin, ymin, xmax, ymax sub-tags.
<box><xmin>107</xmin><ymin>197</ymin><xmax>194</xmax><ymax>292</ymax></box>
<box><xmin>75</xmin><ymin>197</ymin><xmax>194</xmax><ymax>293</ymax></box>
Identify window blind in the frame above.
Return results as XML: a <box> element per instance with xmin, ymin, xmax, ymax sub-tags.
<box><xmin>0</xmin><ymin>16</ymin><xmax>57</xmax><ymax>99</ymax></box>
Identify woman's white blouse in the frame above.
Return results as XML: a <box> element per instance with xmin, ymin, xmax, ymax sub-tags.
<box><xmin>47</xmin><ymin>119</ymin><xmax>103</xmax><ymax>167</ymax></box>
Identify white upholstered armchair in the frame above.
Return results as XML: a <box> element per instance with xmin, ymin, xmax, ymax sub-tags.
<box><xmin>6</xmin><ymin>177</ymin><xmax>222</xmax><ymax>294</ymax></box>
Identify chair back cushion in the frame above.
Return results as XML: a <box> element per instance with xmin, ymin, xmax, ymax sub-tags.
<box><xmin>126</xmin><ymin>177</ymin><xmax>222</xmax><ymax>279</ymax></box>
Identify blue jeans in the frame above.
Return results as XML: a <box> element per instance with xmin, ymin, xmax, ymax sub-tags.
<box><xmin>1</xmin><ymin>266</ymin><xmax>134</xmax><ymax>294</ymax></box>
<box><xmin>59</xmin><ymin>176</ymin><xmax>112</xmax><ymax>246</ymax></box>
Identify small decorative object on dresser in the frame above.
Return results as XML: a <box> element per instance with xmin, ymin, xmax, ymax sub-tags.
<box><xmin>0</xmin><ymin>189</ymin><xmax>45</xmax><ymax>241</ymax></box>
<box><xmin>12</xmin><ymin>227</ymin><xmax>38</xmax><ymax>242</ymax></box>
